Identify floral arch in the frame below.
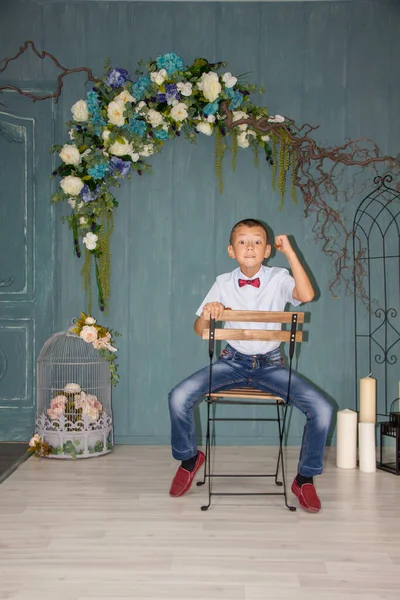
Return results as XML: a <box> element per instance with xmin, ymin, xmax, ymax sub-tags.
<box><xmin>51</xmin><ymin>52</ymin><xmax>296</xmax><ymax>313</ymax></box>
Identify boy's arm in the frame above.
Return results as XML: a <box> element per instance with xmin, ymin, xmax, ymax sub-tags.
<box><xmin>274</xmin><ymin>235</ymin><xmax>314</xmax><ymax>303</ymax></box>
<box><xmin>194</xmin><ymin>302</ymin><xmax>225</xmax><ymax>337</ymax></box>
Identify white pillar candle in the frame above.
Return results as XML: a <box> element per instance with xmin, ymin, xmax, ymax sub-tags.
<box><xmin>359</xmin><ymin>375</ymin><xmax>376</xmax><ymax>422</ymax></box>
<box><xmin>358</xmin><ymin>422</ymin><xmax>376</xmax><ymax>473</ymax></box>
<box><xmin>336</xmin><ymin>409</ymin><xmax>358</xmax><ymax>469</ymax></box>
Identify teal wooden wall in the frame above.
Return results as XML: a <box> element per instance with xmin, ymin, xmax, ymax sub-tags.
<box><xmin>0</xmin><ymin>0</ymin><xmax>399</xmax><ymax>444</ymax></box>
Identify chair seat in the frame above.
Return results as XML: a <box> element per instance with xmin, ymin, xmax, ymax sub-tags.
<box><xmin>209</xmin><ymin>388</ymin><xmax>284</xmax><ymax>401</ymax></box>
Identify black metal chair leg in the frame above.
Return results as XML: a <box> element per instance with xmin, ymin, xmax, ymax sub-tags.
<box><xmin>198</xmin><ymin>399</ymin><xmax>212</xmax><ymax>510</ymax></box>
<box><xmin>279</xmin><ymin>403</ymin><xmax>296</xmax><ymax>511</ymax></box>
<box><xmin>274</xmin><ymin>402</ymin><xmax>283</xmax><ymax>486</ymax></box>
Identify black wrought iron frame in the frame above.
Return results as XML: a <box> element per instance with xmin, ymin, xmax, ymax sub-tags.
<box><xmin>353</xmin><ymin>174</ymin><xmax>400</xmax><ymax>417</ymax></box>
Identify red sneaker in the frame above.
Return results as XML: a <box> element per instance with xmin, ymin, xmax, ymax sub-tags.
<box><xmin>291</xmin><ymin>478</ymin><xmax>321</xmax><ymax>513</ymax></box>
<box><xmin>169</xmin><ymin>451</ymin><xmax>205</xmax><ymax>498</ymax></box>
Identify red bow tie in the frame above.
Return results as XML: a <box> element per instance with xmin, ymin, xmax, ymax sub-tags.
<box><xmin>238</xmin><ymin>277</ymin><xmax>260</xmax><ymax>288</ymax></box>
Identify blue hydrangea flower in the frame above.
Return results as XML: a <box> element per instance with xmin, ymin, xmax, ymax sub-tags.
<box><xmin>106</xmin><ymin>68</ymin><xmax>131</xmax><ymax>89</ymax></box>
<box><xmin>110</xmin><ymin>156</ymin><xmax>131</xmax><ymax>178</ymax></box>
<box><xmin>157</xmin><ymin>83</ymin><xmax>180</xmax><ymax>106</ymax></box>
<box><xmin>153</xmin><ymin>129</ymin><xmax>169</xmax><ymax>140</ymax></box>
<box><xmin>127</xmin><ymin>118</ymin><xmax>147</xmax><ymax>137</ymax></box>
<box><xmin>156</xmin><ymin>53</ymin><xmax>184</xmax><ymax>76</ymax></box>
<box><xmin>88</xmin><ymin>162</ymin><xmax>110</xmax><ymax>181</ymax></box>
<box><xmin>203</xmin><ymin>100</ymin><xmax>219</xmax><ymax>116</ymax></box>
<box><xmin>80</xmin><ymin>184</ymin><xmax>99</xmax><ymax>203</ymax></box>
<box><xmin>226</xmin><ymin>87</ymin><xmax>243</xmax><ymax>110</ymax></box>
<box><xmin>132</xmin><ymin>76</ymin><xmax>151</xmax><ymax>101</ymax></box>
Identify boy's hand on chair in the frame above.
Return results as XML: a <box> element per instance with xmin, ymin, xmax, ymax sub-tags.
<box><xmin>274</xmin><ymin>235</ymin><xmax>294</xmax><ymax>256</ymax></box>
<box><xmin>203</xmin><ymin>302</ymin><xmax>225</xmax><ymax>321</ymax></box>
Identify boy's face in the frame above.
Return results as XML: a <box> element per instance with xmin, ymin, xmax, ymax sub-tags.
<box><xmin>227</xmin><ymin>225</ymin><xmax>271</xmax><ymax>277</ymax></box>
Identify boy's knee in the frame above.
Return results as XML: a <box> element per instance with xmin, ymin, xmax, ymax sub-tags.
<box><xmin>317</xmin><ymin>398</ymin><xmax>333</xmax><ymax>430</ymax></box>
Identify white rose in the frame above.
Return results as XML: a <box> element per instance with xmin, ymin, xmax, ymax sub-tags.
<box><xmin>150</xmin><ymin>69</ymin><xmax>168</xmax><ymax>85</ymax></box>
<box><xmin>146</xmin><ymin>109</ymin><xmax>164</xmax><ymax>127</ymax></box>
<box><xmin>268</xmin><ymin>115</ymin><xmax>285</xmax><ymax>123</ymax></box>
<box><xmin>131</xmin><ymin>153</ymin><xmax>140</xmax><ymax>162</ymax></box>
<box><xmin>85</xmin><ymin>317</ymin><xmax>96</xmax><ymax>325</ymax></box>
<box><xmin>261</xmin><ymin>135</ymin><xmax>270</xmax><ymax>142</ymax></box>
<box><xmin>198</xmin><ymin>72</ymin><xmax>221</xmax><ymax>103</ymax></box>
<box><xmin>64</xmin><ymin>383</ymin><xmax>81</xmax><ymax>394</ymax></box>
<box><xmin>29</xmin><ymin>434</ymin><xmax>41</xmax><ymax>447</ymax></box>
<box><xmin>82</xmin><ymin>232</ymin><xmax>98</xmax><ymax>251</ymax></box>
<box><xmin>79</xmin><ymin>325</ymin><xmax>98</xmax><ymax>343</ymax></box>
<box><xmin>222</xmin><ymin>72</ymin><xmax>237</xmax><ymax>88</ymax></box>
<box><xmin>71</xmin><ymin>100</ymin><xmax>88</xmax><ymax>122</ymax></box>
<box><xmin>109</xmin><ymin>139</ymin><xmax>133</xmax><ymax>157</ymax></box>
<box><xmin>139</xmin><ymin>144</ymin><xmax>154</xmax><ymax>157</ymax></box>
<box><xmin>176</xmin><ymin>81</ymin><xmax>192</xmax><ymax>97</ymax></box>
<box><xmin>196</xmin><ymin>122</ymin><xmax>213</xmax><ymax>136</ymax></box>
<box><xmin>232</xmin><ymin>110</ymin><xmax>249</xmax><ymax>131</ymax></box>
<box><xmin>102</xmin><ymin>130</ymin><xmax>111</xmax><ymax>142</ymax></box>
<box><xmin>60</xmin><ymin>176</ymin><xmax>84</xmax><ymax>196</ymax></box>
<box><xmin>113</xmin><ymin>90</ymin><xmax>135</xmax><ymax>105</ymax></box>
<box><xmin>107</xmin><ymin>100</ymin><xmax>126</xmax><ymax>126</ymax></box>
<box><xmin>237</xmin><ymin>130</ymin><xmax>256</xmax><ymax>149</ymax></box>
<box><xmin>170</xmin><ymin>102</ymin><xmax>188</xmax><ymax>122</ymax></box>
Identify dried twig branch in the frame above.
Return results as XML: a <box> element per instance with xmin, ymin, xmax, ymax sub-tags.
<box><xmin>0</xmin><ymin>40</ymin><xmax>100</xmax><ymax>103</ymax></box>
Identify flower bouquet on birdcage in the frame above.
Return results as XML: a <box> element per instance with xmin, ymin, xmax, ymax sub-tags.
<box><xmin>71</xmin><ymin>312</ymin><xmax>120</xmax><ymax>385</ymax></box>
<box><xmin>47</xmin><ymin>382</ymin><xmax>103</xmax><ymax>431</ymax></box>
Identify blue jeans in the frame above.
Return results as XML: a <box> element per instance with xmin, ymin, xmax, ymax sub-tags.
<box><xmin>168</xmin><ymin>344</ymin><xmax>333</xmax><ymax>478</ymax></box>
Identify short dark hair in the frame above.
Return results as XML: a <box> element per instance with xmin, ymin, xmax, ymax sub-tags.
<box><xmin>229</xmin><ymin>219</ymin><xmax>269</xmax><ymax>245</ymax></box>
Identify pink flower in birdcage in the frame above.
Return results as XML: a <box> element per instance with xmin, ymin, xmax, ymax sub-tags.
<box><xmin>79</xmin><ymin>325</ymin><xmax>98</xmax><ymax>343</ymax></box>
<box><xmin>47</xmin><ymin>395</ymin><xmax>68</xmax><ymax>419</ymax></box>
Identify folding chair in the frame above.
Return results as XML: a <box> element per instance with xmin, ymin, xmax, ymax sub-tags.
<box><xmin>196</xmin><ymin>310</ymin><xmax>304</xmax><ymax>511</ymax></box>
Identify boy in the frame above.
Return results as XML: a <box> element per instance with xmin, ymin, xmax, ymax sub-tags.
<box><xmin>168</xmin><ymin>219</ymin><xmax>333</xmax><ymax>512</ymax></box>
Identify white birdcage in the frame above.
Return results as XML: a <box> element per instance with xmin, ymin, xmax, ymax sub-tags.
<box><xmin>36</xmin><ymin>327</ymin><xmax>113</xmax><ymax>459</ymax></box>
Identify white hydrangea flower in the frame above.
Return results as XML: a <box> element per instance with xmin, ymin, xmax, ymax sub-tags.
<box><xmin>196</xmin><ymin>121</ymin><xmax>213</xmax><ymax>136</ymax></box>
<box><xmin>150</xmin><ymin>69</ymin><xmax>168</xmax><ymax>85</ymax></box>
<box><xmin>107</xmin><ymin>100</ymin><xmax>126</xmax><ymax>126</ymax></box>
<box><xmin>197</xmin><ymin>72</ymin><xmax>221</xmax><ymax>103</ymax></box>
<box><xmin>64</xmin><ymin>383</ymin><xmax>81</xmax><ymax>394</ymax></box>
<box><xmin>82</xmin><ymin>232</ymin><xmax>98</xmax><ymax>251</ymax></box>
<box><xmin>268</xmin><ymin>115</ymin><xmax>285</xmax><ymax>123</ymax></box>
<box><xmin>170</xmin><ymin>102</ymin><xmax>188</xmax><ymax>122</ymax></box>
<box><xmin>135</xmin><ymin>101</ymin><xmax>147</xmax><ymax>114</ymax></box>
<box><xmin>59</xmin><ymin>144</ymin><xmax>81</xmax><ymax>166</ymax></box>
<box><xmin>222</xmin><ymin>72</ymin><xmax>237</xmax><ymax>88</ymax></box>
<box><xmin>71</xmin><ymin>100</ymin><xmax>88</xmax><ymax>122</ymax></box>
<box><xmin>139</xmin><ymin>144</ymin><xmax>154</xmax><ymax>157</ymax></box>
<box><xmin>60</xmin><ymin>176</ymin><xmax>84</xmax><ymax>196</ymax></box>
<box><xmin>207</xmin><ymin>115</ymin><xmax>216</xmax><ymax>123</ymax></box>
<box><xmin>176</xmin><ymin>81</ymin><xmax>192</xmax><ymax>97</ymax></box>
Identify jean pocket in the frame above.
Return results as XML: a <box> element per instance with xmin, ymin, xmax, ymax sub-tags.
<box><xmin>267</xmin><ymin>350</ymin><xmax>284</xmax><ymax>366</ymax></box>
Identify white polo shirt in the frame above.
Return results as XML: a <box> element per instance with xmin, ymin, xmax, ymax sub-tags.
<box><xmin>196</xmin><ymin>266</ymin><xmax>302</xmax><ymax>355</ymax></box>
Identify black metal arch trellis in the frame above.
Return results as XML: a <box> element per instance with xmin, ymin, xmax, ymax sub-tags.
<box><xmin>353</xmin><ymin>174</ymin><xmax>400</xmax><ymax>416</ymax></box>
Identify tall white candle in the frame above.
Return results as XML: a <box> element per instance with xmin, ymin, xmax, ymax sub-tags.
<box><xmin>359</xmin><ymin>375</ymin><xmax>376</xmax><ymax>422</ymax></box>
<box><xmin>358</xmin><ymin>422</ymin><xmax>376</xmax><ymax>473</ymax></box>
<box><xmin>336</xmin><ymin>409</ymin><xmax>358</xmax><ymax>469</ymax></box>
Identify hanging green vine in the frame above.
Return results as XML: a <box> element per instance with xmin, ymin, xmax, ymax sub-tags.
<box><xmin>214</xmin><ymin>125</ymin><xmax>224</xmax><ymax>194</ymax></box>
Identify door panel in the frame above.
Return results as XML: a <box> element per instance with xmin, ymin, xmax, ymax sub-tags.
<box><xmin>0</xmin><ymin>95</ymin><xmax>54</xmax><ymax>440</ymax></box>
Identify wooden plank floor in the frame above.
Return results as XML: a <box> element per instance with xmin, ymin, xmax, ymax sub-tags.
<box><xmin>0</xmin><ymin>446</ymin><xmax>400</xmax><ymax>600</ymax></box>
